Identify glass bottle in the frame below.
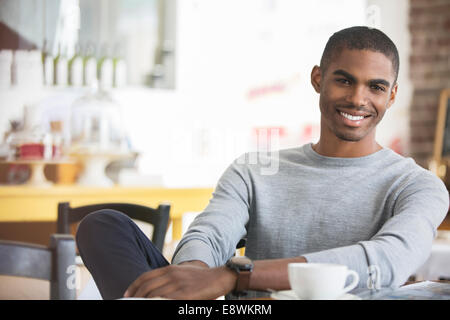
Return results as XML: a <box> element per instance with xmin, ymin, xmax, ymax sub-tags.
<box><xmin>113</xmin><ymin>44</ymin><xmax>127</xmax><ymax>88</ymax></box>
<box><xmin>97</xmin><ymin>43</ymin><xmax>113</xmax><ymax>90</ymax></box>
<box><xmin>54</xmin><ymin>43</ymin><xmax>68</xmax><ymax>86</ymax></box>
<box><xmin>83</xmin><ymin>43</ymin><xmax>97</xmax><ymax>87</ymax></box>
<box><xmin>69</xmin><ymin>44</ymin><xmax>83</xmax><ymax>87</ymax></box>
<box><xmin>42</xmin><ymin>39</ymin><xmax>54</xmax><ymax>86</ymax></box>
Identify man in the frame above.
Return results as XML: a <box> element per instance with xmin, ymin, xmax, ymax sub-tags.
<box><xmin>76</xmin><ymin>26</ymin><xmax>449</xmax><ymax>300</ymax></box>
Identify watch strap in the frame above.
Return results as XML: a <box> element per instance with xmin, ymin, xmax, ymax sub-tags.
<box><xmin>235</xmin><ymin>269</ymin><xmax>251</xmax><ymax>293</ymax></box>
<box><xmin>226</xmin><ymin>256</ymin><xmax>253</xmax><ymax>296</ymax></box>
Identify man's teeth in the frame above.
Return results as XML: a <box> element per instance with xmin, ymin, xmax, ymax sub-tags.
<box><xmin>340</xmin><ymin>111</ymin><xmax>364</xmax><ymax>121</ymax></box>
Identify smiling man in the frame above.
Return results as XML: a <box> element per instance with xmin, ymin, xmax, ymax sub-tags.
<box><xmin>311</xmin><ymin>29</ymin><xmax>399</xmax><ymax>157</ymax></box>
<box><xmin>76</xmin><ymin>26</ymin><xmax>449</xmax><ymax>300</ymax></box>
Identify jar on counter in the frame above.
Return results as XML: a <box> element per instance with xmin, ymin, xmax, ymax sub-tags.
<box><xmin>6</xmin><ymin>127</ymin><xmax>54</xmax><ymax>161</ymax></box>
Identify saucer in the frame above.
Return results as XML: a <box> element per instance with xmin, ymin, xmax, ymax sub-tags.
<box><xmin>270</xmin><ymin>290</ymin><xmax>361</xmax><ymax>300</ymax></box>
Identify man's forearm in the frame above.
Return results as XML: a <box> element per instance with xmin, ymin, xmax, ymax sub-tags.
<box><xmin>180</xmin><ymin>256</ymin><xmax>307</xmax><ymax>294</ymax></box>
<box><xmin>248</xmin><ymin>256</ymin><xmax>307</xmax><ymax>291</ymax></box>
<box><xmin>179</xmin><ymin>260</ymin><xmax>209</xmax><ymax>268</ymax></box>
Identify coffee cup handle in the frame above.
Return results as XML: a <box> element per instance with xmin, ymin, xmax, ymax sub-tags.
<box><xmin>342</xmin><ymin>270</ymin><xmax>359</xmax><ymax>294</ymax></box>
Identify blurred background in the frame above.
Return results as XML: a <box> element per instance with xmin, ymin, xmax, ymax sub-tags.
<box><xmin>0</xmin><ymin>0</ymin><xmax>425</xmax><ymax>188</ymax></box>
<box><xmin>1</xmin><ymin>0</ymin><xmax>450</xmax><ymax>299</ymax></box>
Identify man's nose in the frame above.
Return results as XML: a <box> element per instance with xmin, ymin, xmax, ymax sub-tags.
<box><xmin>346</xmin><ymin>85</ymin><xmax>368</xmax><ymax>107</ymax></box>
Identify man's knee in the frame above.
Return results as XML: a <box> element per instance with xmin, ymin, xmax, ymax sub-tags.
<box><xmin>76</xmin><ymin>209</ymin><xmax>131</xmax><ymax>250</ymax></box>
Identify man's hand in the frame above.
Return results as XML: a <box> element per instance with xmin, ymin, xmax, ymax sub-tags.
<box><xmin>123</xmin><ymin>262</ymin><xmax>237</xmax><ymax>299</ymax></box>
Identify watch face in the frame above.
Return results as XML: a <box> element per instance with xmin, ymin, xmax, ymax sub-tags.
<box><xmin>231</xmin><ymin>256</ymin><xmax>253</xmax><ymax>271</ymax></box>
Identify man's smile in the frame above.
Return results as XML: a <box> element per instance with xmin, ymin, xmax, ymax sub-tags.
<box><xmin>336</xmin><ymin>108</ymin><xmax>373</xmax><ymax>128</ymax></box>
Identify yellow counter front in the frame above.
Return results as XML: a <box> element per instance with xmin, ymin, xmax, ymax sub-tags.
<box><xmin>0</xmin><ymin>185</ymin><xmax>214</xmax><ymax>241</ymax></box>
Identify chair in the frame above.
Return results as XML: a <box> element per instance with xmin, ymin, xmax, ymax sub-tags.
<box><xmin>0</xmin><ymin>234</ymin><xmax>76</xmax><ymax>300</ymax></box>
<box><xmin>236</xmin><ymin>238</ymin><xmax>246</xmax><ymax>250</ymax></box>
<box><xmin>57</xmin><ymin>202</ymin><xmax>171</xmax><ymax>251</ymax></box>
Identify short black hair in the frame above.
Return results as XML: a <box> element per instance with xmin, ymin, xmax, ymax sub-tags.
<box><xmin>320</xmin><ymin>26</ymin><xmax>400</xmax><ymax>84</ymax></box>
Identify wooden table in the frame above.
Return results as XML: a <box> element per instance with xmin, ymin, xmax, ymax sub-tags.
<box><xmin>439</xmin><ymin>215</ymin><xmax>450</xmax><ymax>230</ymax></box>
<box><xmin>0</xmin><ymin>185</ymin><xmax>214</xmax><ymax>245</ymax></box>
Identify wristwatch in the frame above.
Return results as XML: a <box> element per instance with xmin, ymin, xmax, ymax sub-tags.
<box><xmin>226</xmin><ymin>256</ymin><xmax>254</xmax><ymax>295</ymax></box>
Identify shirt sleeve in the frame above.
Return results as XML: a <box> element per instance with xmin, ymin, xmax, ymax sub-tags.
<box><xmin>303</xmin><ymin>170</ymin><xmax>449</xmax><ymax>289</ymax></box>
<box><xmin>171</xmin><ymin>154</ymin><xmax>252</xmax><ymax>267</ymax></box>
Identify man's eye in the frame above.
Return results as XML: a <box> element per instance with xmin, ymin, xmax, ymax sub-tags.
<box><xmin>371</xmin><ymin>85</ymin><xmax>386</xmax><ymax>92</ymax></box>
<box><xmin>336</xmin><ymin>78</ymin><xmax>350</xmax><ymax>85</ymax></box>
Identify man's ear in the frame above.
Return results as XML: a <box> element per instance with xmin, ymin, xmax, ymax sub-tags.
<box><xmin>311</xmin><ymin>65</ymin><xmax>321</xmax><ymax>93</ymax></box>
<box><xmin>387</xmin><ymin>83</ymin><xmax>398</xmax><ymax>109</ymax></box>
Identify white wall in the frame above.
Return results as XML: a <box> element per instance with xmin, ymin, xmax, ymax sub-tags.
<box><xmin>166</xmin><ymin>0</ymin><xmax>368</xmax><ymax>186</ymax></box>
<box><xmin>0</xmin><ymin>0</ymin><xmax>413</xmax><ymax>187</ymax></box>
<box><xmin>125</xmin><ymin>0</ymin><xmax>413</xmax><ymax>187</ymax></box>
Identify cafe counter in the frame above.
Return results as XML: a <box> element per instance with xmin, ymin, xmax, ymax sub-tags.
<box><xmin>0</xmin><ymin>185</ymin><xmax>214</xmax><ymax>245</ymax></box>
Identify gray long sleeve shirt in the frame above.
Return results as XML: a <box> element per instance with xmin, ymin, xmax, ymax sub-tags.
<box><xmin>172</xmin><ymin>143</ymin><xmax>449</xmax><ymax>295</ymax></box>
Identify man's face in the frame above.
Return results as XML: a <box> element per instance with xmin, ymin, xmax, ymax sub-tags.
<box><xmin>311</xmin><ymin>49</ymin><xmax>398</xmax><ymax>143</ymax></box>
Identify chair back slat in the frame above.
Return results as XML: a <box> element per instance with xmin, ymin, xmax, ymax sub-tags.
<box><xmin>50</xmin><ymin>234</ymin><xmax>77</xmax><ymax>300</ymax></box>
<box><xmin>0</xmin><ymin>242</ymin><xmax>52</xmax><ymax>280</ymax></box>
<box><xmin>0</xmin><ymin>235</ymin><xmax>76</xmax><ymax>300</ymax></box>
<box><xmin>57</xmin><ymin>202</ymin><xmax>171</xmax><ymax>251</ymax></box>
<box><xmin>152</xmin><ymin>204</ymin><xmax>170</xmax><ymax>251</ymax></box>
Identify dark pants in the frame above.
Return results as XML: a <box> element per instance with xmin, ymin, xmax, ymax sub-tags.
<box><xmin>76</xmin><ymin>209</ymin><xmax>170</xmax><ymax>300</ymax></box>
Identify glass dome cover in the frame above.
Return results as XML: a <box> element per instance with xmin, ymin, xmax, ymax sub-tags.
<box><xmin>70</xmin><ymin>88</ymin><xmax>129</xmax><ymax>154</ymax></box>
<box><xmin>6</xmin><ymin>126</ymin><xmax>54</xmax><ymax>161</ymax></box>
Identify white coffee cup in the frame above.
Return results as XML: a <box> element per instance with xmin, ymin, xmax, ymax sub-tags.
<box><xmin>288</xmin><ymin>263</ymin><xmax>359</xmax><ymax>300</ymax></box>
